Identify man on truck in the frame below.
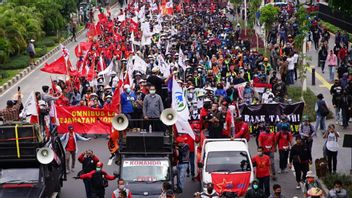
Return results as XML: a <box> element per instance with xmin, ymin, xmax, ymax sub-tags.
<box><xmin>0</xmin><ymin>94</ymin><xmax>22</xmax><ymax>122</ymax></box>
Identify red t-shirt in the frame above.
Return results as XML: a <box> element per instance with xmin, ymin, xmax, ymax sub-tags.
<box><xmin>275</xmin><ymin>132</ymin><xmax>292</xmax><ymax>150</ymax></box>
<box><xmin>258</xmin><ymin>132</ymin><xmax>276</xmax><ymax>153</ymax></box>
<box><xmin>66</xmin><ymin>134</ymin><xmax>76</xmax><ymax>152</ymax></box>
<box><xmin>252</xmin><ymin>154</ymin><xmax>271</xmax><ymax>178</ymax></box>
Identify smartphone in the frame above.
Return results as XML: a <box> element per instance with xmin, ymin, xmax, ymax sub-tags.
<box><xmin>18</xmin><ymin>86</ymin><xmax>20</xmax><ymax>92</ymax></box>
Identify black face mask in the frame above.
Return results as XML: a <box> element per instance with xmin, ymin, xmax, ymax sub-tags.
<box><xmin>207</xmin><ymin>187</ymin><xmax>213</xmax><ymax>194</ymax></box>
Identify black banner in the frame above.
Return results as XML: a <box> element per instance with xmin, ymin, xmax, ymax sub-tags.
<box><xmin>240</xmin><ymin>102</ymin><xmax>305</xmax><ymax>133</ymax></box>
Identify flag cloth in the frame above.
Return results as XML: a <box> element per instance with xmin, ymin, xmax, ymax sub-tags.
<box><xmin>41</xmin><ymin>56</ymin><xmax>67</xmax><ymax>74</ymax></box>
<box><xmin>19</xmin><ymin>91</ymin><xmax>38</xmax><ymax>118</ymax></box>
<box><xmin>178</xmin><ymin>48</ymin><xmax>186</xmax><ymax>70</ymax></box>
<box><xmin>172</xmin><ymin>77</ymin><xmax>194</xmax><ymax>139</ymax></box>
<box><xmin>172</xmin><ymin>77</ymin><xmax>190</xmax><ymax>120</ymax></box>
<box><xmin>211</xmin><ymin>172</ymin><xmax>251</xmax><ymax>196</ymax></box>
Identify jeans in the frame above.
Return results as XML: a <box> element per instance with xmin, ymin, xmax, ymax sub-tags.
<box><xmin>326</xmin><ymin>149</ymin><xmax>338</xmax><ymax>173</ymax></box>
<box><xmin>189</xmin><ymin>152</ymin><xmax>195</xmax><ymax>176</ymax></box>
<box><xmin>315</xmin><ymin>114</ymin><xmax>326</xmax><ymax>131</ymax></box>
<box><xmin>293</xmin><ymin>162</ymin><xmax>309</xmax><ymax>183</ymax></box>
<box><xmin>83</xmin><ymin>179</ymin><xmax>92</xmax><ymax>198</ymax></box>
<box><xmin>319</xmin><ymin>61</ymin><xmax>326</xmax><ymax>72</ymax></box>
<box><xmin>177</xmin><ymin>163</ymin><xmax>188</xmax><ymax>190</ymax></box>
<box><xmin>279</xmin><ymin>149</ymin><xmax>289</xmax><ymax>170</ymax></box>
<box><xmin>288</xmin><ymin>70</ymin><xmax>294</xmax><ymax>84</ymax></box>
<box><xmin>65</xmin><ymin>150</ymin><xmax>76</xmax><ymax>171</ymax></box>
<box><xmin>328</xmin><ymin>66</ymin><xmax>335</xmax><ymax>81</ymax></box>
<box><xmin>264</xmin><ymin>152</ymin><xmax>276</xmax><ymax>175</ymax></box>
<box><xmin>258</xmin><ymin>176</ymin><xmax>270</xmax><ymax>197</ymax></box>
<box><xmin>335</xmin><ymin>107</ymin><xmax>341</xmax><ymax>123</ymax></box>
<box><xmin>342</xmin><ymin>108</ymin><xmax>350</xmax><ymax>128</ymax></box>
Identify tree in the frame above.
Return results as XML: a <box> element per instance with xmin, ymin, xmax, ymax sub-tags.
<box><xmin>0</xmin><ymin>4</ymin><xmax>43</xmax><ymax>63</ymax></box>
<box><xmin>230</xmin><ymin>0</ymin><xmax>243</xmax><ymax>22</ymax></box>
<box><xmin>294</xmin><ymin>5</ymin><xmax>312</xmax><ymax>97</ymax></box>
<box><xmin>248</xmin><ymin>0</ymin><xmax>261</xmax><ymax>29</ymax></box>
<box><xmin>259</xmin><ymin>4</ymin><xmax>280</xmax><ymax>36</ymax></box>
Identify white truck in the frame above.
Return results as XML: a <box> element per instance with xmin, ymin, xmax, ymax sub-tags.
<box><xmin>197</xmin><ymin>138</ymin><xmax>254</xmax><ymax>197</ymax></box>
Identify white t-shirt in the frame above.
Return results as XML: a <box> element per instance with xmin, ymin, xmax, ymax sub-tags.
<box><xmin>326</xmin><ymin>132</ymin><xmax>339</xmax><ymax>152</ymax></box>
<box><xmin>287</xmin><ymin>57</ymin><xmax>295</xmax><ymax>70</ymax></box>
<box><xmin>293</xmin><ymin>53</ymin><xmax>299</xmax><ymax>64</ymax></box>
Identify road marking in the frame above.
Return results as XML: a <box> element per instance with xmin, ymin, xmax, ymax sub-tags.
<box><xmin>306</xmin><ymin>67</ymin><xmax>332</xmax><ymax>90</ymax></box>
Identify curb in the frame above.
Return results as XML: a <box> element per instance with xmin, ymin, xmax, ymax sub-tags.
<box><xmin>0</xmin><ymin>25</ymin><xmax>86</xmax><ymax>96</ymax></box>
<box><xmin>0</xmin><ymin>2</ymin><xmax>120</xmax><ymax>96</ymax></box>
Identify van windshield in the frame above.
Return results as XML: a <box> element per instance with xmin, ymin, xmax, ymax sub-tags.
<box><xmin>206</xmin><ymin>151</ymin><xmax>251</xmax><ymax>172</ymax></box>
<box><xmin>121</xmin><ymin>160</ymin><xmax>169</xmax><ymax>182</ymax></box>
<box><xmin>0</xmin><ymin>168</ymin><xmax>39</xmax><ymax>184</ymax></box>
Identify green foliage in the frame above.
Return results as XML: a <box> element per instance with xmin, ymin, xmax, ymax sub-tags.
<box><xmin>36</xmin><ymin>37</ymin><xmax>56</xmax><ymax>48</ymax></box>
<box><xmin>248</xmin><ymin>0</ymin><xmax>261</xmax><ymax>29</ymax></box>
<box><xmin>322</xmin><ymin>173</ymin><xmax>352</xmax><ymax>197</ymax></box>
<box><xmin>0</xmin><ymin>3</ymin><xmax>44</xmax><ymax>63</ymax></box>
<box><xmin>259</xmin><ymin>5</ymin><xmax>280</xmax><ymax>33</ymax></box>
<box><xmin>328</xmin><ymin>0</ymin><xmax>352</xmax><ymax>17</ymax></box>
<box><xmin>0</xmin><ymin>54</ymin><xmax>30</xmax><ymax>70</ymax></box>
<box><xmin>35</xmin><ymin>47</ymin><xmax>48</xmax><ymax>58</ymax></box>
<box><xmin>287</xmin><ymin>86</ymin><xmax>333</xmax><ymax>121</ymax></box>
<box><xmin>0</xmin><ymin>69</ymin><xmax>22</xmax><ymax>86</ymax></box>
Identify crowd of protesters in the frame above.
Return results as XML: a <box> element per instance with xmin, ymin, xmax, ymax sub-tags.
<box><xmin>1</xmin><ymin>0</ymin><xmax>351</xmax><ymax>197</ymax></box>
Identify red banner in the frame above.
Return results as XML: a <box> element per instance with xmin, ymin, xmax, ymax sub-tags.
<box><xmin>56</xmin><ymin>106</ymin><xmax>114</xmax><ymax>134</ymax></box>
<box><xmin>211</xmin><ymin>172</ymin><xmax>251</xmax><ymax>196</ymax></box>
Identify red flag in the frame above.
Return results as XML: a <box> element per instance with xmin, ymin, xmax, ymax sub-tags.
<box><xmin>123</xmin><ymin>72</ymin><xmax>130</xmax><ymax>85</ymax></box>
<box><xmin>41</xmin><ymin>56</ymin><xmax>67</xmax><ymax>74</ymax></box>
<box><xmin>87</xmin><ymin>62</ymin><xmax>96</xmax><ymax>81</ymax></box>
<box><xmin>104</xmin><ymin>82</ymin><xmax>122</xmax><ymax>113</ymax></box>
<box><xmin>211</xmin><ymin>172</ymin><xmax>251</xmax><ymax>196</ymax></box>
<box><xmin>87</xmin><ymin>23</ymin><xmax>97</xmax><ymax>37</ymax></box>
<box><xmin>75</xmin><ymin>42</ymin><xmax>92</xmax><ymax>57</ymax></box>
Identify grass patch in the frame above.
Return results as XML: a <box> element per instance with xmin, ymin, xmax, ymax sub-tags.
<box><xmin>0</xmin><ymin>69</ymin><xmax>22</xmax><ymax>86</ymax></box>
<box><xmin>322</xmin><ymin>173</ymin><xmax>352</xmax><ymax>197</ymax></box>
<box><xmin>319</xmin><ymin>20</ymin><xmax>352</xmax><ymax>43</ymax></box>
<box><xmin>287</xmin><ymin>86</ymin><xmax>333</xmax><ymax>122</ymax></box>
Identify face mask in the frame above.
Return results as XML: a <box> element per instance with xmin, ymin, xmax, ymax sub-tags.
<box><xmin>335</xmin><ymin>188</ymin><xmax>341</xmax><ymax>193</ymax></box>
<box><xmin>253</xmin><ymin>184</ymin><xmax>259</xmax><ymax>190</ymax></box>
<box><xmin>150</xmin><ymin>90</ymin><xmax>156</xmax><ymax>94</ymax></box>
<box><xmin>96</xmin><ymin>167</ymin><xmax>101</xmax><ymax>171</ymax></box>
<box><xmin>207</xmin><ymin>187</ymin><xmax>213</xmax><ymax>194</ymax></box>
<box><xmin>126</xmin><ymin>88</ymin><xmax>131</xmax><ymax>93</ymax></box>
<box><xmin>275</xmin><ymin>192</ymin><xmax>281</xmax><ymax>196</ymax></box>
<box><xmin>119</xmin><ymin>185</ymin><xmax>125</xmax><ymax>190</ymax></box>
<box><xmin>258</xmin><ymin>152</ymin><xmax>263</xmax><ymax>156</ymax></box>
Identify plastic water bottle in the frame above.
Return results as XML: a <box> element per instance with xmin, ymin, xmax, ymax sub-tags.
<box><xmin>149</xmin><ymin>124</ymin><xmax>152</xmax><ymax>133</ymax></box>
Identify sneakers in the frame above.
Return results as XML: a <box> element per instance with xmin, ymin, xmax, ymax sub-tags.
<box><xmin>296</xmin><ymin>183</ymin><xmax>301</xmax><ymax>189</ymax></box>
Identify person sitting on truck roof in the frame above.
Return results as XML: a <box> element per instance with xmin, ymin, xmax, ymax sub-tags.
<box><xmin>75</xmin><ymin>162</ymin><xmax>117</xmax><ymax>198</ymax></box>
<box><xmin>0</xmin><ymin>94</ymin><xmax>22</xmax><ymax>122</ymax></box>
<box><xmin>78</xmin><ymin>149</ymin><xmax>100</xmax><ymax>198</ymax></box>
<box><xmin>112</xmin><ymin>178</ymin><xmax>132</xmax><ymax>198</ymax></box>
<box><xmin>61</xmin><ymin>125</ymin><xmax>90</xmax><ymax>174</ymax></box>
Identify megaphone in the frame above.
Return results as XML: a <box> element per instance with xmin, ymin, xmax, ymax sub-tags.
<box><xmin>112</xmin><ymin>114</ymin><xmax>129</xmax><ymax>131</ymax></box>
<box><xmin>36</xmin><ymin>147</ymin><xmax>54</xmax><ymax>164</ymax></box>
<box><xmin>160</xmin><ymin>108</ymin><xmax>177</xmax><ymax>126</ymax></box>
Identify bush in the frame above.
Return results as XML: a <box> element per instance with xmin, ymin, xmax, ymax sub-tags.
<box><xmin>0</xmin><ymin>55</ymin><xmax>30</xmax><ymax>70</ymax></box>
<box><xmin>287</xmin><ymin>86</ymin><xmax>333</xmax><ymax>122</ymax></box>
<box><xmin>322</xmin><ymin>173</ymin><xmax>352</xmax><ymax>197</ymax></box>
<box><xmin>35</xmin><ymin>47</ymin><xmax>48</xmax><ymax>57</ymax></box>
<box><xmin>36</xmin><ymin>37</ymin><xmax>56</xmax><ymax>48</ymax></box>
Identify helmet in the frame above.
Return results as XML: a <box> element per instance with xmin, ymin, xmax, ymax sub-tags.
<box><xmin>263</xmin><ymin>57</ymin><xmax>269</xmax><ymax>62</ymax></box>
<box><xmin>96</xmin><ymin>162</ymin><xmax>103</xmax><ymax>168</ymax></box>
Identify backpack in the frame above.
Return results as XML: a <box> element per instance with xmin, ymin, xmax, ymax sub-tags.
<box><xmin>319</xmin><ymin>101</ymin><xmax>329</xmax><ymax>117</ymax></box>
<box><xmin>91</xmin><ymin>171</ymin><xmax>108</xmax><ymax>189</ymax></box>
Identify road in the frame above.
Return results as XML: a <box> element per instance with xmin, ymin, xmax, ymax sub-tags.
<box><xmin>1</xmin><ymin>3</ymin><xmax>351</xmax><ymax>198</ymax></box>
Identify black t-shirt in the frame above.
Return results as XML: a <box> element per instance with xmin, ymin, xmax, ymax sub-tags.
<box><xmin>147</xmin><ymin>75</ymin><xmax>163</xmax><ymax>95</ymax></box>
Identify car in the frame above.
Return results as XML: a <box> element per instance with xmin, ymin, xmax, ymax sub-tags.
<box><xmin>198</xmin><ymin>138</ymin><xmax>254</xmax><ymax>197</ymax></box>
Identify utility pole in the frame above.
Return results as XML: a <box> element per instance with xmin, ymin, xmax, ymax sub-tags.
<box><xmin>244</xmin><ymin>0</ymin><xmax>247</xmax><ymax>36</ymax></box>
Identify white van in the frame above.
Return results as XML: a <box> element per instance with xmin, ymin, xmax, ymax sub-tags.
<box><xmin>198</xmin><ymin>139</ymin><xmax>254</xmax><ymax>196</ymax></box>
